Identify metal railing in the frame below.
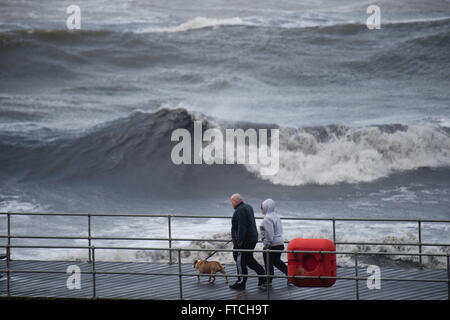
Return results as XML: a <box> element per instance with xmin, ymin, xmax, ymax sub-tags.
<box><xmin>0</xmin><ymin>212</ymin><xmax>449</xmax><ymax>300</ymax></box>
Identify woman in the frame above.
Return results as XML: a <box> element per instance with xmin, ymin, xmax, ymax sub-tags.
<box><xmin>260</xmin><ymin>198</ymin><xmax>289</xmax><ymax>286</ymax></box>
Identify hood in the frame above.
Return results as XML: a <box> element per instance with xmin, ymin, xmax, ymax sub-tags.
<box><xmin>261</xmin><ymin>198</ymin><xmax>275</xmax><ymax>215</ymax></box>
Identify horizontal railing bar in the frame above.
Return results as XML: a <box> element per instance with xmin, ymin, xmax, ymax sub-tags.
<box><xmin>1</xmin><ymin>235</ymin><xmax>449</xmax><ymax>248</ymax></box>
<box><xmin>0</xmin><ymin>235</ymin><xmax>172</xmax><ymax>241</ymax></box>
<box><xmin>2</xmin><ymin>244</ymin><xmax>449</xmax><ymax>257</ymax></box>
<box><xmin>1</xmin><ymin>212</ymin><xmax>449</xmax><ymax>223</ymax></box>
<box><xmin>0</xmin><ymin>269</ymin><xmax>447</xmax><ymax>284</ymax></box>
<box><xmin>0</xmin><ymin>212</ymin><xmax>176</xmax><ymax>218</ymax></box>
<box><xmin>335</xmin><ymin>242</ymin><xmax>450</xmax><ymax>247</ymax></box>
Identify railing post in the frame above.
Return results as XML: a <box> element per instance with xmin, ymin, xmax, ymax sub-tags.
<box><xmin>7</xmin><ymin>212</ymin><xmax>11</xmax><ymax>261</ymax></box>
<box><xmin>88</xmin><ymin>214</ymin><xmax>92</xmax><ymax>263</ymax></box>
<box><xmin>332</xmin><ymin>218</ymin><xmax>336</xmax><ymax>243</ymax></box>
<box><xmin>354</xmin><ymin>253</ymin><xmax>359</xmax><ymax>300</ymax></box>
<box><xmin>6</xmin><ymin>211</ymin><xmax>11</xmax><ymax>297</ymax></box>
<box><xmin>92</xmin><ymin>246</ymin><xmax>96</xmax><ymax>298</ymax></box>
<box><xmin>418</xmin><ymin>219</ymin><xmax>423</xmax><ymax>269</ymax></box>
<box><xmin>447</xmin><ymin>254</ymin><xmax>449</xmax><ymax>300</ymax></box>
<box><xmin>6</xmin><ymin>244</ymin><xmax>10</xmax><ymax>297</ymax></box>
<box><xmin>177</xmin><ymin>249</ymin><xmax>183</xmax><ymax>300</ymax></box>
<box><xmin>265</xmin><ymin>247</ymin><xmax>270</xmax><ymax>300</ymax></box>
<box><xmin>168</xmin><ymin>215</ymin><xmax>173</xmax><ymax>264</ymax></box>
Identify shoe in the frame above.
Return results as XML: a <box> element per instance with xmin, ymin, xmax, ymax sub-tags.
<box><xmin>229</xmin><ymin>282</ymin><xmax>246</xmax><ymax>290</ymax></box>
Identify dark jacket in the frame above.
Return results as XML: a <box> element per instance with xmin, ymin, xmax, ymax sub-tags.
<box><xmin>231</xmin><ymin>202</ymin><xmax>259</xmax><ymax>247</ymax></box>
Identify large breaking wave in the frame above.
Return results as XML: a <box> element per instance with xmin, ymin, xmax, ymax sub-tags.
<box><xmin>252</xmin><ymin>123</ymin><xmax>450</xmax><ymax>185</ymax></box>
<box><xmin>1</xmin><ymin>108</ymin><xmax>449</xmax><ymax>190</ymax></box>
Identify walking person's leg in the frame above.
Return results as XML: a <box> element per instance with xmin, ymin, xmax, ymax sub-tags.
<box><xmin>263</xmin><ymin>248</ymin><xmax>275</xmax><ymax>284</ymax></box>
<box><xmin>239</xmin><ymin>248</ymin><xmax>249</xmax><ymax>285</ymax></box>
<box><xmin>244</xmin><ymin>242</ymin><xmax>266</xmax><ymax>285</ymax></box>
<box><xmin>230</xmin><ymin>247</ymin><xmax>248</xmax><ymax>289</ymax></box>
<box><xmin>233</xmin><ymin>250</ymin><xmax>242</xmax><ymax>284</ymax></box>
<box><xmin>272</xmin><ymin>245</ymin><xmax>288</xmax><ymax>275</ymax></box>
<box><xmin>262</xmin><ymin>249</ymin><xmax>269</xmax><ymax>275</ymax></box>
<box><xmin>270</xmin><ymin>245</ymin><xmax>290</xmax><ymax>285</ymax></box>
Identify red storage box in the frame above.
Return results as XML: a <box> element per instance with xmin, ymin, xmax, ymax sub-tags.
<box><xmin>287</xmin><ymin>238</ymin><xmax>336</xmax><ymax>287</ymax></box>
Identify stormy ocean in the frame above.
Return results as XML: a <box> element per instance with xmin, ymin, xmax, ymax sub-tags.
<box><xmin>0</xmin><ymin>0</ymin><xmax>449</xmax><ymax>267</ymax></box>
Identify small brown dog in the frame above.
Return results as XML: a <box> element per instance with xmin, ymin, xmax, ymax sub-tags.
<box><xmin>193</xmin><ymin>259</ymin><xmax>228</xmax><ymax>284</ymax></box>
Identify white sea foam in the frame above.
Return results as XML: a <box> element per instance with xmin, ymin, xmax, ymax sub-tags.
<box><xmin>137</xmin><ymin>17</ymin><xmax>255</xmax><ymax>33</ymax></box>
<box><xmin>439</xmin><ymin>117</ymin><xmax>450</xmax><ymax>128</ymax></box>
<box><xmin>0</xmin><ymin>198</ymin><xmax>46</xmax><ymax>213</ymax></box>
<box><xmin>246</xmin><ymin>125</ymin><xmax>450</xmax><ymax>185</ymax></box>
<box><xmin>133</xmin><ymin>14</ymin><xmax>450</xmax><ymax>34</ymax></box>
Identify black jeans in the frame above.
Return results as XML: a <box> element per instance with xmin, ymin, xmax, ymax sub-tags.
<box><xmin>263</xmin><ymin>245</ymin><xmax>288</xmax><ymax>282</ymax></box>
<box><xmin>233</xmin><ymin>242</ymin><xmax>265</xmax><ymax>284</ymax></box>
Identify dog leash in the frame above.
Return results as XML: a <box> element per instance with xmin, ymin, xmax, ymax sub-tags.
<box><xmin>204</xmin><ymin>239</ymin><xmax>233</xmax><ymax>261</ymax></box>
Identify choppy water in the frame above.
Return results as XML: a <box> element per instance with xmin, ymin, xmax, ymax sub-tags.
<box><xmin>0</xmin><ymin>0</ymin><xmax>449</xmax><ymax>266</ymax></box>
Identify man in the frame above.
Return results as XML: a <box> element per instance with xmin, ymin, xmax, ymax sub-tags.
<box><xmin>229</xmin><ymin>193</ymin><xmax>266</xmax><ymax>290</ymax></box>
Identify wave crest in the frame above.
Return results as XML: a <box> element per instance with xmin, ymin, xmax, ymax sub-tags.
<box><xmin>247</xmin><ymin>124</ymin><xmax>450</xmax><ymax>185</ymax></box>
<box><xmin>137</xmin><ymin>17</ymin><xmax>254</xmax><ymax>33</ymax></box>
<box><xmin>2</xmin><ymin>108</ymin><xmax>450</xmax><ymax>189</ymax></box>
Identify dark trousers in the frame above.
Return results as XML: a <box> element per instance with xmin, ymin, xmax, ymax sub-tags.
<box><xmin>233</xmin><ymin>242</ymin><xmax>265</xmax><ymax>284</ymax></box>
<box><xmin>263</xmin><ymin>245</ymin><xmax>288</xmax><ymax>282</ymax></box>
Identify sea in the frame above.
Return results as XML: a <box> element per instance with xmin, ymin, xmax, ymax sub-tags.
<box><xmin>0</xmin><ymin>0</ymin><xmax>449</xmax><ymax>267</ymax></box>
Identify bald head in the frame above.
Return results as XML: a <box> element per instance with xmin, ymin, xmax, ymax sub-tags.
<box><xmin>230</xmin><ymin>193</ymin><xmax>243</xmax><ymax>209</ymax></box>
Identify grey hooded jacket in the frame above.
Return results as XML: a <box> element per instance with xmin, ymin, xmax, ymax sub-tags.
<box><xmin>260</xmin><ymin>199</ymin><xmax>284</xmax><ymax>247</ymax></box>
